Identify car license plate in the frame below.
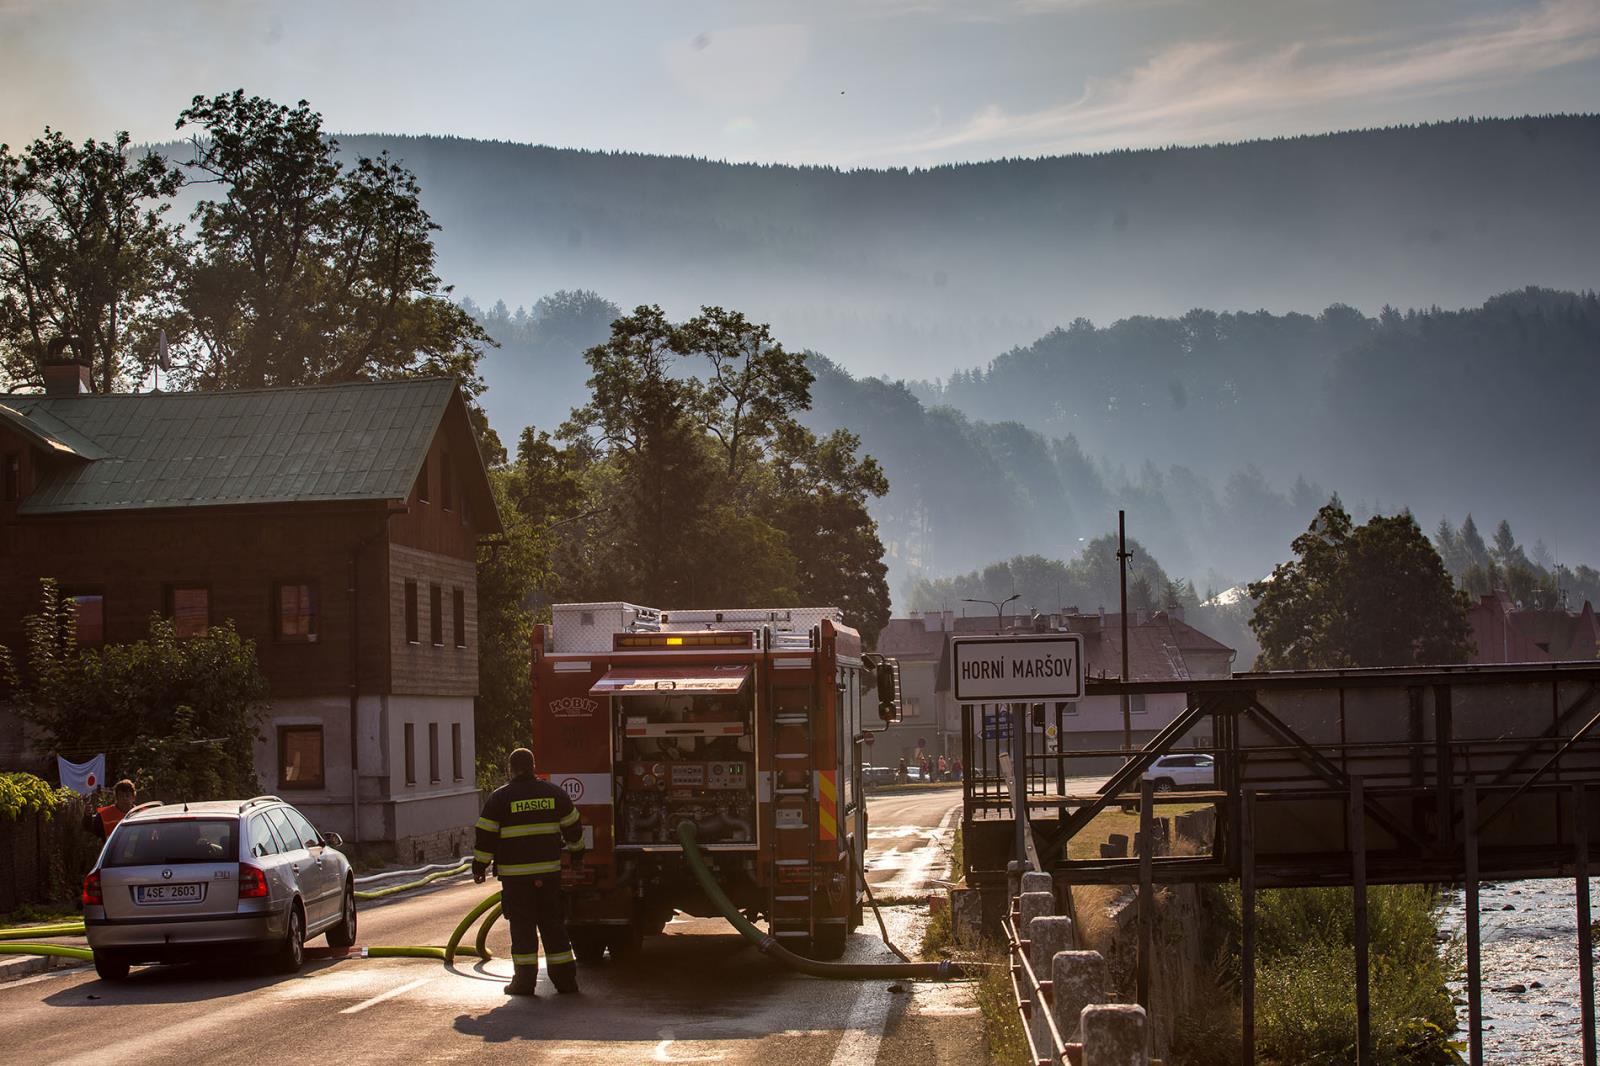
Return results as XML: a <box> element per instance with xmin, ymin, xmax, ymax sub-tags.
<box><xmin>135</xmin><ymin>883</ymin><xmax>206</xmax><ymax>904</ymax></box>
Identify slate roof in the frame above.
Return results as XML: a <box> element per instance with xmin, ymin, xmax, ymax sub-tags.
<box><xmin>1</xmin><ymin>378</ymin><xmax>469</xmax><ymax>516</ymax></box>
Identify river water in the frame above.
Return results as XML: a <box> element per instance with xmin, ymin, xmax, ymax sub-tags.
<box><xmin>1438</xmin><ymin>877</ymin><xmax>1598</xmax><ymax>1064</ymax></box>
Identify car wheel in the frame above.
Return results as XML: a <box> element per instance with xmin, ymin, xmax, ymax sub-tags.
<box><xmin>274</xmin><ymin>904</ymin><xmax>306</xmax><ymax>974</ymax></box>
<box><xmin>604</xmin><ymin>922</ymin><xmax>643</xmax><ymax>961</ymax></box>
<box><xmin>810</xmin><ymin>924</ymin><xmax>848</xmax><ymax>961</ymax></box>
<box><xmin>326</xmin><ymin>883</ymin><xmax>357</xmax><ymax>948</ymax></box>
<box><xmin>93</xmin><ymin>950</ymin><xmax>130</xmax><ymax>982</ymax></box>
<box><xmin>1152</xmin><ymin>778</ymin><xmax>1176</xmax><ymax>793</ymax></box>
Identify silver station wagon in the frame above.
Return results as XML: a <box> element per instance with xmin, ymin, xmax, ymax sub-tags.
<box><xmin>82</xmin><ymin>796</ymin><xmax>356</xmax><ymax>980</ymax></box>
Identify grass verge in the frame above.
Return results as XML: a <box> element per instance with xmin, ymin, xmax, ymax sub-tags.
<box><xmin>973</xmin><ymin>943</ymin><xmax>1031</xmax><ymax>1066</ymax></box>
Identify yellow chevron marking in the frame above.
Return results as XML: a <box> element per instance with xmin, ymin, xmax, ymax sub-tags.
<box><xmin>818</xmin><ymin>770</ymin><xmax>838</xmax><ymax>840</ymax></box>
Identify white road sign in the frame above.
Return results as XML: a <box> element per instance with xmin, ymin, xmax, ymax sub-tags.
<box><xmin>951</xmin><ymin>633</ymin><xmax>1085</xmax><ymax>703</ymax></box>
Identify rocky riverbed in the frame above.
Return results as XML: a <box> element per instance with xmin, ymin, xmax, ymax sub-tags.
<box><xmin>1438</xmin><ymin>877</ymin><xmax>1599</xmax><ymax>1064</ymax></box>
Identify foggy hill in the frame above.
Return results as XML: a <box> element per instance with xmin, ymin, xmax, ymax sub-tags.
<box><xmin>335</xmin><ymin>115</ymin><xmax>1600</xmax><ymax>377</ymax></box>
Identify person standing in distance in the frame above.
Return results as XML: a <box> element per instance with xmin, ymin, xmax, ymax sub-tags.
<box><xmin>82</xmin><ymin>779</ymin><xmax>137</xmax><ymax>839</ymax></box>
<box><xmin>473</xmin><ymin>748</ymin><xmax>586</xmax><ymax>996</ymax></box>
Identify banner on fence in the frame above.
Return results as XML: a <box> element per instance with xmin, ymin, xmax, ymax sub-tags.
<box><xmin>57</xmin><ymin>754</ymin><xmax>106</xmax><ymax>796</ymax></box>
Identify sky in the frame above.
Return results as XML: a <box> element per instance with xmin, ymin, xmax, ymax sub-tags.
<box><xmin>2</xmin><ymin>0</ymin><xmax>1597</xmax><ymax>166</ymax></box>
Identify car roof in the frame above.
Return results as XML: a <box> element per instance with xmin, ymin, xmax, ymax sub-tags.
<box><xmin>121</xmin><ymin>796</ymin><xmax>290</xmax><ymax>823</ymax></box>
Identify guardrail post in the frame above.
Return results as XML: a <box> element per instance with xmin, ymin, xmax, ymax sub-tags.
<box><xmin>1021</xmin><ymin>870</ymin><xmax>1054</xmax><ymax>895</ymax></box>
<box><xmin>1051</xmin><ymin>949</ymin><xmax>1109</xmax><ymax>1046</ymax></box>
<box><xmin>1030</xmin><ymin>915</ymin><xmax>1075</xmax><ymax>982</ymax></box>
<box><xmin>1019</xmin><ymin>891</ymin><xmax>1055</xmax><ymax>952</ymax></box>
<box><xmin>1080</xmin><ymin>1003</ymin><xmax>1149</xmax><ymax>1065</ymax></box>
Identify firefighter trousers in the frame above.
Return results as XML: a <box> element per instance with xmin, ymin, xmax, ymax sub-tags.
<box><xmin>501</xmin><ymin>874</ymin><xmax>577</xmax><ymax>991</ymax></box>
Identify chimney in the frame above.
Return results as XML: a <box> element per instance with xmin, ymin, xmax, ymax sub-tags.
<box><xmin>41</xmin><ymin>337</ymin><xmax>93</xmax><ymax>396</ymax></box>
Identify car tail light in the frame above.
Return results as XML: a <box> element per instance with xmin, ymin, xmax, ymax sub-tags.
<box><xmin>238</xmin><ymin>863</ymin><xmax>270</xmax><ymax>899</ymax></box>
<box><xmin>81</xmin><ymin>870</ymin><xmax>103</xmax><ymax>906</ymax></box>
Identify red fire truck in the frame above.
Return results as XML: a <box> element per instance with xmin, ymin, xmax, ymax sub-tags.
<box><xmin>530</xmin><ymin>602</ymin><xmax>899</xmax><ymax>960</ymax></box>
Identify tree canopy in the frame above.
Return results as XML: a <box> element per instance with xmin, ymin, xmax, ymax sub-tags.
<box><xmin>1249</xmin><ymin>501</ymin><xmax>1472</xmax><ymax>670</ymax></box>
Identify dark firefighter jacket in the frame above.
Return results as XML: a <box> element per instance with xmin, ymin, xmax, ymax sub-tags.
<box><xmin>474</xmin><ymin>774</ymin><xmax>585</xmax><ymax>877</ymax></box>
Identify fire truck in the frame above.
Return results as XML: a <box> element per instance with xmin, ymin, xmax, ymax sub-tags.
<box><xmin>530</xmin><ymin>602</ymin><xmax>899</xmax><ymax>961</ymax></box>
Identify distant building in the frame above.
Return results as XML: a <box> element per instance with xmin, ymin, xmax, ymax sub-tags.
<box><xmin>1</xmin><ymin>358</ymin><xmax>501</xmax><ymax>861</ymax></box>
<box><xmin>1468</xmin><ymin>591</ymin><xmax>1599</xmax><ymax>664</ymax></box>
<box><xmin>876</xmin><ymin>606</ymin><xmax>1236</xmax><ymax>774</ymax></box>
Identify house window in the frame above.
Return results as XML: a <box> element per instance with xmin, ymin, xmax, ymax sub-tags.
<box><xmin>405</xmin><ymin>580</ymin><xmax>419</xmax><ymax>644</ymax></box>
<box><xmin>2</xmin><ymin>453</ymin><xmax>18</xmax><ymax>501</ymax></box>
<box><xmin>453</xmin><ymin>589</ymin><xmax>466</xmax><ymax>648</ymax></box>
<box><xmin>428</xmin><ymin>722</ymin><xmax>440</xmax><ymax>783</ymax></box>
<box><xmin>274</xmin><ymin>582</ymin><xmax>318</xmax><ymax>642</ymax></box>
<box><xmin>416</xmin><ymin>460</ymin><xmax>429</xmax><ymax>504</ymax></box>
<box><xmin>902</xmin><ymin>697</ymin><xmax>920</xmax><ymax>718</ymax></box>
<box><xmin>451</xmin><ymin>722</ymin><xmax>463</xmax><ymax>780</ymax></box>
<box><xmin>1130</xmin><ymin>694</ymin><xmax>1147</xmax><ymax>715</ymax></box>
<box><xmin>278</xmin><ymin>725</ymin><xmax>325</xmax><ymax>790</ymax></box>
<box><xmin>430</xmin><ymin>583</ymin><xmax>443</xmax><ymax>646</ymax></box>
<box><xmin>404</xmin><ymin>723</ymin><xmax>416</xmax><ymax>785</ymax></box>
<box><xmin>60</xmin><ymin>589</ymin><xmax>105</xmax><ymax>647</ymax></box>
<box><xmin>441</xmin><ymin>450</ymin><xmax>453</xmax><ymax>511</ymax></box>
<box><xmin>165</xmin><ymin>585</ymin><xmax>209</xmax><ymax>639</ymax></box>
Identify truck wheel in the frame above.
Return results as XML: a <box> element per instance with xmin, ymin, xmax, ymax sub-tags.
<box><xmin>811</xmin><ymin>924</ymin><xmax>848</xmax><ymax>961</ymax></box>
<box><xmin>93</xmin><ymin>950</ymin><xmax>130</xmax><ymax>982</ymax></box>
<box><xmin>570</xmin><ymin>928</ymin><xmax>606</xmax><ymax>964</ymax></box>
<box><xmin>604</xmin><ymin>922</ymin><xmax>643</xmax><ymax>960</ymax></box>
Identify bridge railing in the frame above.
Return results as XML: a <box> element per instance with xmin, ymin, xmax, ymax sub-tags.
<box><xmin>1001</xmin><ymin>863</ymin><xmax>1154</xmax><ymax>1066</ymax></box>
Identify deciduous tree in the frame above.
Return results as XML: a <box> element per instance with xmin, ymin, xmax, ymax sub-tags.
<box><xmin>0</xmin><ymin>130</ymin><xmax>182</xmax><ymax>392</ymax></box>
<box><xmin>1250</xmin><ymin>501</ymin><xmax>1472</xmax><ymax>669</ymax></box>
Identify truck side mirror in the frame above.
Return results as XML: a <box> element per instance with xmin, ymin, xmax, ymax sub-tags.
<box><xmin>876</xmin><ymin>661</ymin><xmax>900</xmax><ymax>723</ymax></box>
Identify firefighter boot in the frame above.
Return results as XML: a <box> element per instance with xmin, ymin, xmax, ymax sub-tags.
<box><xmin>504</xmin><ymin>966</ymin><xmax>539</xmax><ymax>996</ymax></box>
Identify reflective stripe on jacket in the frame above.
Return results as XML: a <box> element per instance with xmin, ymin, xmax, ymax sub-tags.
<box><xmin>474</xmin><ymin>774</ymin><xmax>585</xmax><ymax>878</ymax></box>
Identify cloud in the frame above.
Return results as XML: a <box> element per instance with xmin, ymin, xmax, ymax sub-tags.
<box><xmin>875</xmin><ymin>0</ymin><xmax>1600</xmax><ymax>160</ymax></box>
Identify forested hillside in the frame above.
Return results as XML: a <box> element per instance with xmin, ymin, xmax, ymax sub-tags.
<box><xmin>325</xmin><ymin>115</ymin><xmax>1599</xmax><ymax>375</ymax></box>
<box><xmin>467</xmin><ymin>286</ymin><xmax>1599</xmax><ymax>617</ymax></box>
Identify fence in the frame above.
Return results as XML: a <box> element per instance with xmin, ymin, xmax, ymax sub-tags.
<box><xmin>1004</xmin><ymin>861</ymin><xmax>1157</xmax><ymax>1066</ymax></box>
<box><xmin>0</xmin><ymin>794</ymin><xmax>98</xmax><ymax>913</ymax></box>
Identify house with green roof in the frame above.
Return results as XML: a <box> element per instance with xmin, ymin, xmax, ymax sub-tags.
<box><xmin>1</xmin><ymin>357</ymin><xmax>503</xmax><ymax>862</ymax></box>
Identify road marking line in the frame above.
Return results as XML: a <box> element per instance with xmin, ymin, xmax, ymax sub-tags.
<box><xmin>653</xmin><ymin>1027</ymin><xmax>726</xmax><ymax>1062</ymax></box>
<box><xmin>339</xmin><ymin>975</ymin><xmax>432</xmax><ymax>1014</ymax></box>
<box><xmin>829</xmin><ymin>976</ymin><xmax>894</xmax><ymax>1066</ymax></box>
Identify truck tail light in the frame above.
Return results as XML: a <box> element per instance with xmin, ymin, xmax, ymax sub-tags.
<box><xmin>238</xmin><ymin>863</ymin><xmax>270</xmax><ymax>899</ymax></box>
<box><xmin>81</xmin><ymin>870</ymin><xmax>103</xmax><ymax>906</ymax></box>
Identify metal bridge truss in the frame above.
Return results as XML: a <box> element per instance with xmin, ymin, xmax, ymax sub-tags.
<box><xmin>960</xmin><ymin>660</ymin><xmax>1600</xmax><ymax>1066</ymax></box>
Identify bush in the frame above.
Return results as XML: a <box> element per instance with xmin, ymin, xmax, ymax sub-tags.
<box><xmin>0</xmin><ymin>772</ymin><xmax>73</xmax><ymax>821</ymax></box>
<box><xmin>1211</xmin><ymin>883</ymin><xmax>1463</xmax><ymax>1066</ymax></box>
<box><xmin>1</xmin><ymin>579</ymin><xmax>268</xmax><ymax>802</ymax></box>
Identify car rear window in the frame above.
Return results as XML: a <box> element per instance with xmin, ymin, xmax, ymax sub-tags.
<box><xmin>104</xmin><ymin>818</ymin><xmax>238</xmax><ymax>866</ymax></box>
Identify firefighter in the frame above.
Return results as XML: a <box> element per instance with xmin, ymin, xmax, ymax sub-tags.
<box><xmin>473</xmin><ymin>748</ymin><xmax>586</xmax><ymax>996</ymax></box>
<box><xmin>82</xmin><ymin>779</ymin><xmax>137</xmax><ymax>839</ymax></box>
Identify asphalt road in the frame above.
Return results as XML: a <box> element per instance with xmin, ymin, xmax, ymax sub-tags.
<box><xmin>1</xmin><ymin>792</ymin><xmax>971</xmax><ymax>1066</ymax></box>
<box><xmin>862</xmin><ymin>788</ymin><xmax>962</xmax><ymax>896</ymax></box>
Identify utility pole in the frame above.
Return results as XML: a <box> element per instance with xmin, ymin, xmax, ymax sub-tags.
<box><xmin>1118</xmin><ymin>510</ymin><xmax>1132</xmax><ymax>753</ymax></box>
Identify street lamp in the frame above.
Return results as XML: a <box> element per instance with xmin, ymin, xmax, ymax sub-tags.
<box><xmin>963</xmin><ymin>593</ymin><xmax>1020</xmax><ymax>632</ymax></box>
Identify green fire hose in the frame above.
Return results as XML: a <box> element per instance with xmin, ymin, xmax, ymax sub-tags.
<box><xmin>675</xmin><ymin>820</ymin><xmax>966</xmax><ymax>980</ymax></box>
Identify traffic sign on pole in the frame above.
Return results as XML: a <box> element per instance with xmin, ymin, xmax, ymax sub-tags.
<box><xmin>951</xmin><ymin>634</ymin><xmax>1085</xmax><ymax>704</ymax></box>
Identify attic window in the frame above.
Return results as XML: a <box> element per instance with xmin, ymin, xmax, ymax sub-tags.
<box><xmin>441</xmin><ymin>450</ymin><xmax>453</xmax><ymax>511</ymax></box>
<box><xmin>65</xmin><ymin>590</ymin><xmax>104</xmax><ymax>647</ymax></box>
<box><xmin>2</xmin><ymin>453</ymin><xmax>18</xmax><ymax>501</ymax></box>
<box><xmin>416</xmin><ymin>460</ymin><xmax>429</xmax><ymax>504</ymax></box>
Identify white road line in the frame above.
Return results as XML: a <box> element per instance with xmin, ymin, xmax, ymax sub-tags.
<box><xmin>829</xmin><ymin>977</ymin><xmax>894</xmax><ymax>1066</ymax></box>
<box><xmin>339</xmin><ymin>975</ymin><xmax>432</xmax><ymax>1014</ymax></box>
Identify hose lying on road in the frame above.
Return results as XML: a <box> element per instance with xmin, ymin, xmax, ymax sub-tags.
<box><xmin>353</xmin><ymin>861</ymin><xmax>470</xmax><ymax>901</ymax></box>
<box><xmin>0</xmin><ymin>922</ymin><xmax>86</xmax><ymax>941</ymax></box>
<box><xmin>0</xmin><ymin>942</ymin><xmax>93</xmax><ymax>961</ymax></box>
<box><xmin>354</xmin><ymin>857</ymin><xmax>471</xmax><ymax>886</ymax></box>
<box><xmin>676</xmin><ymin>820</ymin><xmax>966</xmax><ymax>981</ymax></box>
